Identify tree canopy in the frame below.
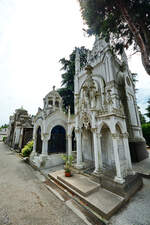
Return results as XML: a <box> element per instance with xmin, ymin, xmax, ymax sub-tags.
<box><xmin>58</xmin><ymin>46</ymin><xmax>88</xmax><ymax>113</ymax></box>
<box><xmin>145</xmin><ymin>98</ymin><xmax>150</xmax><ymax>121</ymax></box>
<box><xmin>78</xmin><ymin>0</ymin><xmax>150</xmax><ymax>75</ymax></box>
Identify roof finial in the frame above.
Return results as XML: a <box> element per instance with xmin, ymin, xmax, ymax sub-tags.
<box><xmin>75</xmin><ymin>47</ymin><xmax>80</xmax><ymax>75</ymax></box>
<box><xmin>53</xmin><ymin>85</ymin><xmax>56</xmax><ymax>91</ymax></box>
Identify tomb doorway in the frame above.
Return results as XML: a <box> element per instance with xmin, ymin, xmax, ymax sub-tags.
<box><xmin>72</xmin><ymin>129</ymin><xmax>76</xmax><ymax>151</ymax></box>
<box><xmin>36</xmin><ymin>127</ymin><xmax>42</xmax><ymax>154</ymax></box>
<box><xmin>81</xmin><ymin>127</ymin><xmax>94</xmax><ymax>165</ymax></box>
<box><xmin>101</xmin><ymin>124</ymin><xmax>115</xmax><ymax>169</ymax></box>
<box><xmin>48</xmin><ymin>125</ymin><xmax>66</xmax><ymax>154</ymax></box>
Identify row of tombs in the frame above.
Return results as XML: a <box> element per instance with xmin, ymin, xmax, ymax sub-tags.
<box><xmin>7</xmin><ymin>37</ymin><xmax>148</xmax><ymax>185</ymax></box>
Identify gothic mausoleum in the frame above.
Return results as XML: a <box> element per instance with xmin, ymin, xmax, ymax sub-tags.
<box><xmin>30</xmin><ymin>37</ymin><xmax>148</xmax><ymax>185</ymax></box>
<box><xmin>7</xmin><ymin>107</ymin><xmax>33</xmax><ymax>150</ymax></box>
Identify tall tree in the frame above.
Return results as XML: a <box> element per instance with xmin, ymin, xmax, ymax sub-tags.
<box><xmin>78</xmin><ymin>0</ymin><xmax>150</xmax><ymax>76</ymax></box>
<box><xmin>58</xmin><ymin>46</ymin><xmax>88</xmax><ymax>113</ymax></box>
<box><xmin>139</xmin><ymin>109</ymin><xmax>146</xmax><ymax>124</ymax></box>
<box><xmin>145</xmin><ymin>98</ymin><xmax>150</xmax><ymax>121</ymax></box>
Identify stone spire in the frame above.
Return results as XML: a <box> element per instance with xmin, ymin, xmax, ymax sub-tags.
<box><xmin>87</xmin><ymin>50</ymin><xmax>91</xmax><ymax>63</ymax></box>
<box><xmin>121</xmin><ymin>49</ymin><xmax>128</xmax><ymax>64</ymax></box>
<box><xmin>75</xmin><ymin>48</ymin><xmax>80</xmax><ymax>75</ymax></box>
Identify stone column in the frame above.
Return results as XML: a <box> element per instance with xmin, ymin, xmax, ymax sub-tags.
<box><xmin>92</xmin><ymin>128</ymin><xmax>100</xmax><ymax>173</ymax></box>
<box><xmin>112</xmin><ymin>133</ymin><xmax>125</xmax><ymax>184</ymax></box>
<box><xmin>41</xmin><ymin>134</ymin><xmax>49</xmax><ymax>156</ymax></box>
<box><xmin>123</xmin><ymin>133</ymin><xmax>132</xmax><ymax>170</ymax></box>
<box><xmin>75</xmin><ymin>128</ymin><xmax>83</xmax><ymax>169</ymax></box>
<box><xmin>67</xmin><ymin>134</ymin><xmax>72</xmax><ymax>156</ymax></box>
<box><xmin>33</xmin><ymin>137</ymin><xmax>36</xmax><ymax>153</ymax></box>
<box><xmin>14</xmin><ymin>127</ymin><xmax>21</xmax><ymax>147</ymax></box>
<box><xmin>97</xmin><ymin>133</ymin><xmax>103</xmax><ymax>170</ymax></box>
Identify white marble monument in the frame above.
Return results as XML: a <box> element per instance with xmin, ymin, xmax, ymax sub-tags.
<box><xmin>30</xmin><ymin>36</ymin><xmax>147</xmax><ymax>184</ymax></box>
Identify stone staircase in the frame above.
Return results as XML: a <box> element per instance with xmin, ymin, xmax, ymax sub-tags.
<box><xmin>48</xmin><ymin>170</ymin><xmax>125</xmax><ymax>220</ymax></box>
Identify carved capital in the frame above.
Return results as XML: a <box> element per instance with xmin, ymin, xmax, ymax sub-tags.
<box><xmin>42</xmin><ymin>133</ymin><xmax>49</xmax><ymax>141</ymax></box>
<box><xmin>67</xmin><ymin>134</ymin><xmax>72</xmax><ymax>138</ymax></box>
<box><xmin>75</xmin><ymin>128</ymin><xmax>81</xmax><ymax>133</ymax></box>
<box><xmin>111</xmin><ymin>133</ymin><xmax>119</xmax><ymax>139</ymax></box>
<box><xmin>91</xmin><ymin>127</ymin><xmax>97</xmax><ymax>133</ymax></box>
<box><xmin>122</xmin><ymin>132</ymin><xmax>129</xmax><ymax>138</ymax></box>
<box><xmin>97</xmin><ymin>133</ymin><xmax>102</xmax><ymax>138</ymax></box>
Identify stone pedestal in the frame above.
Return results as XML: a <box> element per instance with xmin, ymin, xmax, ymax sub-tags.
<box><xmin>129</xmin><ymin>140</ymin><xmax>148</xmax><ymax>162</ymax></box>
<box><xmin>100</xmin><ymin>173</ymin><xmax>143</xmax><ymax>200</ymax></box>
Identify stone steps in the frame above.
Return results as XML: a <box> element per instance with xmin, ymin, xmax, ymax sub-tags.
<box><xmin>48</xmin><ymin>170</ymin><xmax>125</xmax><ymax>220</ymax></box>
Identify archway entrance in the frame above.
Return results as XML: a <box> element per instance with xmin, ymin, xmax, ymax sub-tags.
<box><xmin>36</xmin><ymin>127</ymin><xmax>42</xmax><ymax>154</ymax></box>
<box><xmin>101</xmin><ymin>124</ymin><xmax>115</xmax><ymax>169</ymax></box>
<box><xmin>72</xmin><ymin>129</ymin><xmax>76</xmax><ymax>151</ymax></box>
<box><xmin>48</xmin><ymin>125</ymin><xmax>66</xmax><ymax>154</ymax></box>
<box><xmin>81</xmin><ymin>127</ymin><xmax>94</xmax><ymax>165</ymax></box>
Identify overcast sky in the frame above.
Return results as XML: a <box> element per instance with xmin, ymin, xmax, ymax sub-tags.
<box><xmin>0</xmin><ymin>0</ymin><xmax>149</xmax><ymax>126</ymax></box>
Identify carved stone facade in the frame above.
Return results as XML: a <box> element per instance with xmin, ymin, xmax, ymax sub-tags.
<box><xmin>30</xmin><ymin>37</ymin><xmax>147</xmax><ymax>184</ymax></box>
<box><xmin>7</xmin><ymin>107</ymin><xmax>33</xmax><ymax>150</ymax></box>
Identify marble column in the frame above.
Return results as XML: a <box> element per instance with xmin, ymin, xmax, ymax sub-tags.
<box><xmin>67</xmin><ymin>134</ymin><xmax>72</xmax><ymax>156</ymax></box>
<box><xmin>75</xmin><ymin>128</ymin><xmax>83</xmax><ymax>169</ymax></box>
<box><xmin>41</xmin><ymin>134</ymin><xmax>49</xmax><ymax>156</ymax></box>
<box><xmin>14</xmin><ymin>127</ymin><xmax>21</xmax><ymax>146</ymax></box>
<box><xmin>123</xmin><ymin>133</ymin><xmax>132</xmax><ymax>170</ymax></box>
<box><xmin>112</xmin><ymin>133</ymin><xmax>125</xmax><ymax>184</ymax></box>
<box><xmin>92</xmin><ymin>128</ymin><xmax>100</xmax><ymax>173</ymax></box>
<box><xmin>97</xmin><ymin>133</ymin><xmax>103</xmax><ymax>170</ymax></box>
<box><xmin>33</xmin><ymin>137</ymin><xmax>36</xmax><ymax>153</ymax></box>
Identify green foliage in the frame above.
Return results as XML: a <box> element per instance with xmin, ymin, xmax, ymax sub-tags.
<box><xmin>21</xmin><ymin>140</ymin><xmax>33</xmax><ymax>157</ymax></box>
<box><xmin>142</xmin><ymin>123</ymin><xmax>150</xmax><ymax>147</ymax></box>
<box><xmin>61</xmin><ymin>154</ymin><xmax>74</xmax><ymax>172</ymax></box>
<box><xmin>58</xmin><ymin>46</ymin><xmax>88</xmax><ymax>113</ymax></box>
<box><xmin>0</xmin><ymin>124</ymin><xmax>8</xmax><ymax>131</ymax></box>
<box><xmin>78</xmin><ymin>0</ymin><xmax>150</xmax><ymax>75</ymax></box>
<box><xmin>139</xmin><ymin>111</ymin><xmax>146</xmax><ymax>124</ymax></box>
<box><xmin>145</xmin><ymin>98</ymin><xmax>150</xmax><ymax>121</ymax></box>
<box><xmin>2</xmin><ymin>136</ymin><xmax>7</xmax><ymax>142</ymax></box>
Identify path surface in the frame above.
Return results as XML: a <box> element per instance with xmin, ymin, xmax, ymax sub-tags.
<box><xmin>0</xmin><ymin>143</ymin><xmax>87</xmax><ymax>225</ymax></box>
<box><xmin>109</xmin><ymin>176</ymin><xmax>150</xmax><ymax>224</ymax></box>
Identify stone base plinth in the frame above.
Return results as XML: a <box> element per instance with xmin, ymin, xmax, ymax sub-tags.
<box><xmin>30</xmin><ymin>154</ymin><xmax>64</xmax><ymax>169</ymax></box>
<box><xmin>129</xmin><ymin>141</ymin><xmax>148</xmax><ymax>162</ymax></box>
<box><xmin>100</xmin><ymin>173</ymin><xmax>143</xmax><ymax>200</ymax></box>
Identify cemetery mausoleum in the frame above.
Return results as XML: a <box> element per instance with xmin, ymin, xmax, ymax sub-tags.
<box><xmin>30</xmin><ymin>37</ymin><xmax>148</xmax><ymax>184</ymax></box>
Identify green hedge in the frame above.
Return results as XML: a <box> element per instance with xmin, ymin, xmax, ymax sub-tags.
<box><xmin>21</xmin><ymin>140</ymin><xmax>33</xmax><ymax>157</ymax></box>
<box><xmin>142</xmin><ymin>123</ymin><xmax>150</xmax><ymax>147</ymax></box>
<box><xmin>2</xmin><ymin>136</ymin><xmax>7</xmax><ymax>142</ymax></box>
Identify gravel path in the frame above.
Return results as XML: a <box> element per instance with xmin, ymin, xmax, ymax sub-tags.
<box><xmin>0</xmin><ymin>143</ymin><xmax>87</xmax><ymax>225</ymax></box>
<box><xmin>109</xmin><ymin>177</ymin><xmax>150</xmax><ymax>225</ymax></box>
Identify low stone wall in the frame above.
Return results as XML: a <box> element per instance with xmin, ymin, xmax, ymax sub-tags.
<box><xmin>30</xmin><ymin>153</ymin><xmax>64</xmax><ymax>169</ymax></box>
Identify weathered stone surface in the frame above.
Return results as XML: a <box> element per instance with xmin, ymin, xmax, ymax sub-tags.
<box><xmin>49</xmin><ymin>170</ymin><xmax>124</xmax><ymax>219</ymax></box>
<box><xmin>0</xmin><ymin>143</ymin><xmax>87</xmax><ymax>225</ymax></box>
<box><xmin>51</xmin><ymin>169</ymin><xmax>100</xmax><ymax>197</ymax></box>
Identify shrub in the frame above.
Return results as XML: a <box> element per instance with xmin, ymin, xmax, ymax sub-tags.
<box><xmin>142</xmin><ymin>123</ymin><xmax>150</xmax><ymax>147</ymax></box>
<box><xmin>2</xmin><ymin>136</ymin><xmax>7</xmax><ymax>142</ymax></box>
<box><xmin>61</xmin><ymin>154</ymin><xmax>74</xmax><ymax>173</ymax></box>
<box><xmin>21</xmin><ymin>140</ymin><xmax>33</xmax><ymax>157</ymax></box>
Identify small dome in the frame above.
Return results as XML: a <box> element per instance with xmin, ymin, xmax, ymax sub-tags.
<box><xmin>43</xmin><ymin>86</ymin><xmax>62</xmax><ymax>111</ymax></box>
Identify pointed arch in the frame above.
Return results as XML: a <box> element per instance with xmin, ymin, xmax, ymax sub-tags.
<box><xmin>115</xmin><ymin>121</ymin><xmax>124</xmax><ymax>134</ymax></box>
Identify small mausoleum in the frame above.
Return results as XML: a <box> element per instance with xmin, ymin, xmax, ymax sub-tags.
<box><xmin>7</xmin><ymin>107</ymin><xmax>33</xmax><ymax>150</ymax></box>
<box><xmin>30</xmin><ymin>86</ymin><xmax>75</xmax><ymax>168</ymax></box>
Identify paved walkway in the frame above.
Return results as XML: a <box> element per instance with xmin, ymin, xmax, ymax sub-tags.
<box><xmin>0</xmin><ymin>143</ymin><xmax>87</xmax><ymax>225</ymax></box>
<box><xmin>109</xmin><ymin>177</ymin><xmax>150</xmax><ymax>225</ymax></box>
